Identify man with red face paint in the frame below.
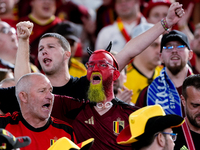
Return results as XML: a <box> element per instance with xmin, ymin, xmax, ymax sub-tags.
<box><xmin>0</xmin><ymin>2</ymin><xmax>185</xmax><ymax>150</ymax></box>
<box><xmin>71</xmin><ymin>46</ymin><xmax>139</xmax><ymax>149</ymax></box>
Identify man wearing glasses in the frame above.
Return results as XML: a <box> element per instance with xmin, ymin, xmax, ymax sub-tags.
<box><xmin>136</xmin><ymin>30</ymin><xmax>193</xmax><ymax>117</ymax></box>
<box><xmin>117</xmin><ymin>105</ymin><xmax>184</xmax><ymax>150</ymax></box>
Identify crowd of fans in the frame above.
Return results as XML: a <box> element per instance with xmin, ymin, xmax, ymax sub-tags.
<box><xmin>0</xmin><ymin>0</ymin><xmax>200</xmax><ymax>149</ymax></box>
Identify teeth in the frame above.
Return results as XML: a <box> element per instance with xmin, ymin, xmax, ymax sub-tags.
<box><xmin>43</xmin><ymin>103</ymin><xmax>50</xmax><ymax>107</ymax></box>
<box><xmin>44</xmin><ymin>58</ymin><xmax>51</xmax><ymax>63</ymax></box>
<box><xmin>171</xmin><ymin>56</ymin><xmax>179</xmax><ymax>60</ymax></box>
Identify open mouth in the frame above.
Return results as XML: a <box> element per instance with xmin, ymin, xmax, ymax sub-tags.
<box><xmin>171</xmin><ymin>55</ymin><xmax>180</xmax><ymax>61</ymax></box>
<box><xmin>91</xmin><ymin>73</ymin><xmax>102</xmax><ymax>84</ymax></box>
<box><xmin>43</xmin><ymin>58</ymin><xmax>52</xmax><ymax>65</ymax></box>
<box><xmin>171</xmin><ymin>57</ymin><xmax>179</xmax><ymax>60</ymax></box>
<box><xmin>42</xmin><ymin>103</ymin><xmax>50</xmax><ymax>110</ymax></box>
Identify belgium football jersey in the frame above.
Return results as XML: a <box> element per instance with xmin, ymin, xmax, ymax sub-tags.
<box><xmin>124</xmin><ymin>63</ymin><xmax>163</xmax><ymax>104</ymax></box>
<box><xmin>0</xmin><ymin>112</ymin><xmax>76</xmax><ymax>150</ymax></box>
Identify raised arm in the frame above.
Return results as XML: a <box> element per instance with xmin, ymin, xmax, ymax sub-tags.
<box><xmin>116</xmin><ymin>2</ymin><xmax>185</xmax><ymax>72</ymax></box>
<box><xmin>15</xmin><ymin>21</ymin><xmax>33</xmax><ymax>83</ymax></box>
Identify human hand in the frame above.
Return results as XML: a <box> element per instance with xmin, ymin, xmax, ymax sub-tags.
<box><xmin>16</xmin><ymin>21</ymin><xmax>33</xmax><ymax>40</ymax></box>
<box><xmin>166</xmin><ymin>2</ymin><xmax>185</xmax><ymax>28</ymax></box>
<box><xmin>116</xmin><ymin>86</ymin><xmax>133</xmax><ymax>104</ymax></box>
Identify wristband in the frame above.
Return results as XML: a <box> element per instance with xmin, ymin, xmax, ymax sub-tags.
<box><xmin>161</xmin><ymin>17</ymin><xmax>170</xmax><ymax>32</ymax></box>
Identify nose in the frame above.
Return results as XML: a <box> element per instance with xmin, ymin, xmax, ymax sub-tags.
<box><xmin>46</xmin><ymin>91</ymin><xmax>53</xmax><ymax>99</ymax></box>
<box><xmin>171</xmin><ymin>47</ymin><xmax>178</xmax><ymax>53</ymax></box>
<box><xmin>42</xmin><ymin>49</ymin><xmax>48</xmax><ymax>56</ymax></box>
<box><xmin>93</xmin><ymin>63</ymin><xmax>99</xmax><ymax>71</ymax></box>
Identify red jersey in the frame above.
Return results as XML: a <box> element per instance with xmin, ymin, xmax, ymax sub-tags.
<box><xmin>51</xmin><ymin>96</ymin><xmax>138</xmax><ymax>149</ymax></box>
<box><xmin>0</xmin><ymin>112</ymin><xmax>76</xmax><ymax>150</ymax></box>
<box><xmin>72</xmin><ymin>99</ymin><xmax>138</xmax><ymax>150</ymax></box>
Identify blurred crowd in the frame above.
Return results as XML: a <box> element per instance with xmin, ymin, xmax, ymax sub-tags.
<box><xmin>0</xmin><ymin>0</ymin><xmax>199</xmax><ymax>104</ymax></box>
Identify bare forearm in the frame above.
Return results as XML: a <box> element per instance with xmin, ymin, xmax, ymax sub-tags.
<box><xmin>15</xmin><ymin>21</ymin><xmax>33</xmax><ymax>83</ymax></box>
<box><xmin>14</xmin><ymin>38</ymin><xmax>31</xmax><ymax>83</ymax></box>
<box><xmin>116</xmin><ymin>22</ymin><xmax>164</xmax><ymax>71</ymax></box>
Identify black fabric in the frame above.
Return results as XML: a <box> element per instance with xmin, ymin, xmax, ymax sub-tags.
<box><xmin>136</xmin><ymin>115</ymin><xmax>184</xmax><ymax>141</ymax></box>
<box><xmin>0</xmin><ymin>86</ymin><xmax>19</xmax><ymax>114</ymax></box>
<box><xmin>173</xmin><ymin>126</ymin><xmax>200</xmax><ymax>150</ymax></box>
<box><xmin>53</xmin><ymin>76</ymin><xmax>89</xmax><ymax>100</ymax></box>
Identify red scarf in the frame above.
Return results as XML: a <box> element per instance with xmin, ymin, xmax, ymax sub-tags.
<box><xmin>182</xmin><ymin>117</ymin><xmax>195</xmax><ymax>150</ymax></box>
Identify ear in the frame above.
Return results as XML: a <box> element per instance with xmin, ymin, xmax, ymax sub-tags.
<box><xmin>188</xmin><ymin>50</ymin><xmax>193</xmax><ymax>61</ymax></box>
<box><xmin>180</xmin><ymin>95</ymin><xmax>186</xmax><ymax>107</ymax></box>
<box><xmin>157</xmin><ymin>133</ymin><xmax>165</xmax><ymax>147</ymax></box>
<box><xmin>18</xmin><ymin>92</ymin><xmax>28</xmax><ymax>103</ymax></box>
<box><xmin>113</xmin><ymin>70</ymin><xmax>120</xmax><ymax>81</ymax></box>
<box><xmin>64</xmin><ymin>51</ymin><xmax>71</xmax><ymax>59</ymax></box>
<box><xmin>159</xmin><ymin>53</ymin><xmax>164</xmax><ymax>64</ymax></box>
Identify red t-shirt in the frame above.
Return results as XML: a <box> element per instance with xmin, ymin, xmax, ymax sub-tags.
<box><xmin>0</xmin><ymin>112</ymin><xmax>76</xmax><ymax>150</ymax></box>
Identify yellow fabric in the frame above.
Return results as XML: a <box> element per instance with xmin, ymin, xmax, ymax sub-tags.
<box><xmin>48</xmin><ymin>137</ymin><xmax>94</xmax><ymax>150</ymax></box>
<box><xmin>124</xmin><ymin>63</ymin><xmax>163</xmax><ymax>104</ymax></box>
<box><xmin>28</xmin><ymin>14</ymin><xmax>55</xmax><ymax>26</ymax></box>
<box><xmin>69</xmin><ymin>58</ymin><xmax>87</xmax><ymax>78</ymax></box>
<box><xmin>48</xmin><ymin>137</ymin><xmax>80</xmax><ymax>150</ymax></box>
<box><xmin>30</xmin><ymin>63</ymin><xmax>40</xmax><ymax>73</ymax></box>
<box><xmin>78</xmin><ymin>138</ymin><xmax>94</xmax><ymax>149</ymax></box>
<box><xmin>117</xmin><ymin>105</ymin><xmax>166</xmax><ymax>144</ymax></box>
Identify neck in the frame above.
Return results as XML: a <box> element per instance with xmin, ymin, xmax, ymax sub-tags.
<box><xmin>186</xmin><ymin>117</ymin><xmax>200</xmax><ymax>134</ymax></box>
<box><xmin>166</xmin><ymin>66</ymin><xmax>188</xmax><ymax>88</ymax></box>
<box><xmin>133</xmin><ymin>58</ymin><xmax>156</xmax><ymax>78</ymax></box>
<box><xmin>0</xmin><ymin>13</ymin><xmax>15</xmax><ymax>20</ymax></box>
<box><xmin>22</xmin><ymin>111</ymin><xmax>48</xmax><ymax>128</ymax></box>
<box><xmin>104</xmin><ymin>84</ymin><xmax>115</xmax><ymax>102</ymax></box>
<box><xmin>29</xmin><ymin>13</ymin><xmax>55</xmax><ymax>25</ymax></box>
<box><xmin>119</xmin><ymin>12</ymin><xmax>141</xmax><ymax>25</ymax></box>
<box><xmin>46</xmin><ymin>67</ymin><xmax>70</xmax><ymax>86</ymax></box>
<box><xmin>94</xmin><ymin>84</ymin><xmax>115</xmax><ymax>115</ymax></box>
<box><xmin>0</xmin><ymin>56</ymin><xmax>15</xmax><ymax>65</ymax></box>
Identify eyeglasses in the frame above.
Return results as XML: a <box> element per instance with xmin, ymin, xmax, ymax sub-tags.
<box><xmin>86</xmin><ymin>60</ymin><xmax>117</xmax><ymax>70</ymax></box>
<box><xmin>163</xmin><ymin>45</ymin><xmax>186</xmax><ymax>51</ymax></box>
<box><xmin>0</xmin><ymin>27</ymin><xmax>16</xmax><ymax>34</ymax></box>
<box><xmin>162</xmin><ymin>132</ymin><xmax>177</xmax><ymax>141</ymax></box>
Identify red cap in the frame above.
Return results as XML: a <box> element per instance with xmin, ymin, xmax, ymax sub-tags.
<box><xmin>142</xmin><ymin>0</ymin><xmax>171</xmax><ymax>18</ymax></box>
